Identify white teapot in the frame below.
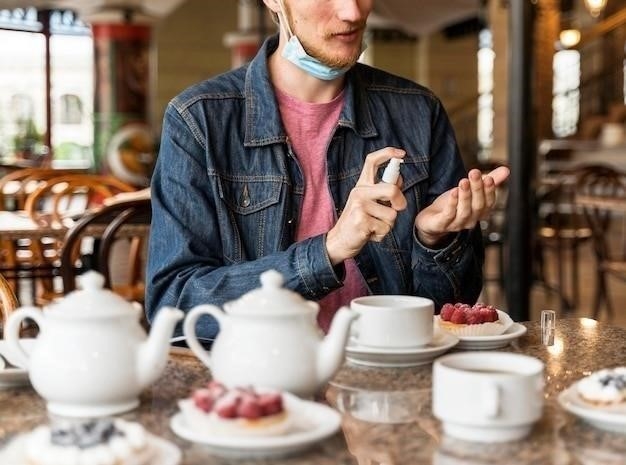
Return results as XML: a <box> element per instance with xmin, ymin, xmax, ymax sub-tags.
<box><xmin>4</xmin><ymin>271</ymin><xmax>183</xmax><ymax>418</ymax></box>
<box><xmin>183</xmin><ymin>269</ymin><xmax>357</xmax><ymax>397</ymax></box>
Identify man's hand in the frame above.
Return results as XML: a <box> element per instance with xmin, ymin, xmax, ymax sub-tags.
<box><xmin>415</xmin><ymin>166</ymin><xmax>510</xmax><ymax>247</ymax></box>
<box><xmin>326</xmin><ymin>147</ymin><xmax>407</xmax><ymax>265</ymax></box>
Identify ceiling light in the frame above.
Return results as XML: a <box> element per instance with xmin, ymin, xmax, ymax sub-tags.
<box><xmin>584</xmin><ymin>0</ymin><xmax>608</xmax><ymax>18</ymax></box>
<box><xmin>559</xmin><ymin>28</ymin><xmax>581</xmax><ymax>48</ymax></box>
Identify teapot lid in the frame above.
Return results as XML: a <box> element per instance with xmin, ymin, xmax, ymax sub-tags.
<box><xmin>228</xmin><ymin>269</ymin><xmax>318</xmax><ymax>316</ymax></box>
<box><xmin>48</xmin><ymin>271</ymin><xmax>138</xmax><ymax>318</ymax></box>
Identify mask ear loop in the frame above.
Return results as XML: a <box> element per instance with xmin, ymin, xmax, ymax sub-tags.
<box><xmin>276</xmin><ymin>0</ymin><xmax>294</xmax><ymax>39</ymax></box>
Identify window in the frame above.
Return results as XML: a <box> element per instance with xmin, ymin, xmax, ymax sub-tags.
<box><xmin>59</xmin><ymin>94</ymin><xmax>83</xmax><ymax>124</ymax></box>
<box><xmin>552</xmin><ymin>50</ymin><xmax>580</xmax><ymax>138</ymax></box>
<box><xmin>477</xmin><ymin>28</ymin><xmax>495</xmax><ymax>162</ymax></box>
<box><xmin>0</xmin><ymin>8</ymin><xmax>93</xmax><ymax>166</ymax></box>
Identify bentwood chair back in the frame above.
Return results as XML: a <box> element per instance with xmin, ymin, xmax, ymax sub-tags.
<box><xmin>17</xmin><ymin>174</ymin><xmax>135</xmax><ymax>305</ymax></box>
<box><xmin>575</xmin><ymin>165</ymin><xmax>626</xmax><ymax>319</ymax></box>
<box><xmin>0</xmin><ymin>272</ymin><xmax>18</xmax><ymax>335</ymax></box>
<box><xmin>535</xmin><ymin>168</ymin><xmax>593</xmax><ymax>313</ymax></box>
<box><xmin>24</xmin><ymin>174</ymin><xmax>136</xmax><ymax>228</ymax></box>
<box><xmin>60</xmin><ymin>198</ymin><xmax>151</xmax><ymax>303</ymax></box>
<box><xmin>0</xmin><ymin>168</ymin><xmax>81</xmax><ymax>211</ymax></box>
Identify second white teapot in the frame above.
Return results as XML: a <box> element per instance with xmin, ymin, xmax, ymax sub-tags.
<box><xmin>183</xmin><ymin>269</ymin><xmax>356</xmax><ymax>397</ymax></box>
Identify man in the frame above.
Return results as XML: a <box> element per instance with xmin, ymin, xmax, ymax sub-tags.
<box><xmin>146</xmin><ymin>0</ymin><xmax>509</xmax><ymax>341</ymax></box>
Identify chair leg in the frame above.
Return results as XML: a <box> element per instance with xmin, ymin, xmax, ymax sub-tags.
<box><xmin>603</xmin><ymin>276</ymin><xmax>614</xmax><ymax>321</ymax></box>
<box><xmin>556</xmin><ymin>243</ymin><xmax>570</xmax><ymax>314</ymax></box>
<box><xmin>571</xmin><ymin>245</ymin><xmax>580</xmax><ymax>310</ymax></box>
<box><xmin>593</xmin><ymin>270</ymin><xmax>611</xmax><ymax>320</ymax></box>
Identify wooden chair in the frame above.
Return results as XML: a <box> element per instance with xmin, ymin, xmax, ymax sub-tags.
<box><xmin>24</xmin><ymin>174</ymin><xmax>136</xmax><ymax>228</ymax></box>
<box><xmin>0</xmin><ymin>272</ymin><xmax>18</xmax><ymax>337</ymax></box>
<box><xmin>575</xmin><ymin>165</ymin><xmax>626</xmax><ymax>320</ymax></box>
<box><xmin>0</xmin><ymin>168</ymin><xmax>90</xmax><ymax>300</ymax></box>
<box><xmin>0</xmin><ymin>167</ymin><xmax>82</xmax><ymax>211</ymax></box>
<box><xmin>60</xmin><ymin>198</ymin><xmax>151</xmax><ymax>304</ymax></box>
<box><xmin>15</xmin><ymin>174</ymin><xmax>135</xmax><ymax>305</ymax></box>
<box><xmin>535</xmin><ymin>168</ymin><xmax>593</xmax><ymax>313</ymax></box>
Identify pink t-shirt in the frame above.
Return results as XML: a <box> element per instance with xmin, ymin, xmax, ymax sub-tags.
<box><xmin>276</xmin><ymin>88</ymin><xmax>368</xmax><ymax>332</ymax></box>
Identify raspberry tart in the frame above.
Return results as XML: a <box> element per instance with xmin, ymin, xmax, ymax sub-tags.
<box><xmin>178</xmin><ymin>381</ymin><xmax>291</xmax><ymax>437</ymax></box>
<box><xmin>436</xmin><ymin>302</ymin><xmax>514</xmax><ymax>336</ymax></box>
<box><xmin>24</xmin><ymin>418</ymin><xmax>154</xmax><ymax>465</ymax></box>
<box><xmin>577</xmin><ymin>367</ymin><xmax>626</xmax><ymax>406</ymax></box>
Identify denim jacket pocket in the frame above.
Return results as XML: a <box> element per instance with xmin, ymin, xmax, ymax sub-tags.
<box><xmin>216</xmin><ymin>175</ymin><xmax>285</xmax><ymax>261</ymax></box>
<box><xmin>218</xmin><ymin>176</ymin><xmax>283</xmax><ymax>214</ymax></box>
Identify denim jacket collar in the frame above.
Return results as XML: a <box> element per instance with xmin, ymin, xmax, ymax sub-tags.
<box><xmin>243</xmin><ymin>34</ymin><xmax>377</xmax><ymax>147</ymax></box>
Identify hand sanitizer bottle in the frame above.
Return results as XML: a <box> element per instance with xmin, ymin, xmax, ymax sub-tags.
<box><xmin>378</xmin><ymin>158</ymin><xmax>403</xmax><ymax>207</ymax></box>
<box><xmin>382</xmin><ymin>157</ymin><xmax>403</xmax><ymax>185</ymax></box>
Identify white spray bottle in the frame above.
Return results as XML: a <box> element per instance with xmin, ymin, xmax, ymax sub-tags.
<box><xmin>378</xmin><ymin>158</ymin><xmax>403</xmax><ymax>207</ymax></box>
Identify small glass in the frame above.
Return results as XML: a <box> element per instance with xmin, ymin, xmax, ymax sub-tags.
<box><xmin>541</xmin><ymin>310</ymin><xmax>556</xmax><ymax>346</ymax></box>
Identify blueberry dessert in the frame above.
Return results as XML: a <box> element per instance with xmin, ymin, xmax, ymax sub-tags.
<box><xmin>24</xmin><ymin>418</ymin><xmax>153</xmax><ymax>465</ymax></box>
<box><xmin>577</xmin><ymin>367</ymin><xmax>626</xmax><ymax>406</ymax></box>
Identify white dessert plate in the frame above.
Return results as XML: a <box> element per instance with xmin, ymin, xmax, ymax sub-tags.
<box><xmin>0</xmin><ymin>339</ymin><xmax>35</xmax><ymax>389</ymax></box>
<box><xmin>0</xmin><ymin>431</ymin><xmax>182</xmax><ymax>465</ymax></box>
<box><xmin>453</xmin><ymin>323</ymin><xmax>527</xmax><ymax>350</ymax></box>
<box><xmin>558</xmin><ymin>382</ymin><xmax>626</xmax><ymax>433</ymax></box>
<box><xmin>170</xmin><ymin>393</ymin><xmax>341</xmax><ymax>459</ymax></box>
<box><xmin>345</xmin><ymin>331</ymin><xmax>459</xmax><ymax>368</ymax></box>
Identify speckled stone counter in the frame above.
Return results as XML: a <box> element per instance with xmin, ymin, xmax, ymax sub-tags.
<box><xmin>1</xmin><ymin>318</ymin><xmax>625</xmax><ymax>464</ymax></box>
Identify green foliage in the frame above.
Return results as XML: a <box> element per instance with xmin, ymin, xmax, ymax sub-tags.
<box><xmin>13</xmin><ymin>118</ymin><xmax>44</xmax><ymax>155</ymax></box>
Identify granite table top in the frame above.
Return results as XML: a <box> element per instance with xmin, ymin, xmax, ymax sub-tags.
<box><xmin>1</xmin><ymin>317</ymin><xmax>625</xmax><ymax>464</ymax></box>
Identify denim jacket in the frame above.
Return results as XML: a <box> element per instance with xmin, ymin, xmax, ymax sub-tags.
<box><xmin>146</xmin><ymin>35</ymin><xmax>484</xmax><ymax>340</ymax></box>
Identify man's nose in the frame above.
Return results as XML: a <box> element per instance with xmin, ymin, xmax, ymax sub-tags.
<box><xmin>335</xmin><ymin>0</ymin><xmax>370</xmax><ymax>23</ymax></box>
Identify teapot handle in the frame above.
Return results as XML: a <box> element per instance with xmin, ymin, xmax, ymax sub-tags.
<box><xmin>4</xmin><ymin>306</ymin><xmax>44</xmax><ymax>369</ymax></box>
<box><xmin>183</xmin><ymin>304</ymin><xmax>225</xmax><ymax>369</ymax></box>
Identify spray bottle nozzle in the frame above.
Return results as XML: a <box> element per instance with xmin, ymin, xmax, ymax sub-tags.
<box><xmin>381</xmin><ymin>158</ymin><xmax>403</xmax><ymax>184</ymax></box>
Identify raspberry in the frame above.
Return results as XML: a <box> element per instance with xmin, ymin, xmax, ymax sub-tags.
<box><xmin>192</xmin><ymin>388</ymin><xmax>214</xmax><ymax>413</ymax></box>
<box><xmin>440</xmin><ymin>303</ymin><xmax>456</xmax><ymax>321</ymax></box>
<box><xmin>237</xmin><ymin>396</ymin><xmax>263</xmax><ymax>419</ymax></box>
<box><xmin>450</xmin><ymin>308</ymin><xmax>467</xmax><ymax>324</ymax></box>
<box><xmin>258</xmin><ymin>393</ymin><xmax>284</xmax><ymax>415</ymax></box>
<box><xmin>465</xmin><ymin>308</ymin><xmax>484</xmax><ymax>325</ymax></box>
<box><xmin>486</xmin><ymin>308</ymin><xmax>499</xmax><ymax>322</ymax></box>
<box><xmin>214</xmin><ymin>392</ymin><xmax>240</xmax><ymax>418</ymax></box>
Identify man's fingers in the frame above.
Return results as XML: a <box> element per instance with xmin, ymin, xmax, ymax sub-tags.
<box><xmin>468</xmin><ymin>169</ymin><xmax>486</xmax><ymax>212</ymax></box>
<box><xmin>357</xmin><ymin>147</ymin><xmax>406</xmax><ymax>186</ymax></box>
<box><xmin>483</xmin><ymin>166</ymin><xmax>510</xmax><ymax>186</ymax></box>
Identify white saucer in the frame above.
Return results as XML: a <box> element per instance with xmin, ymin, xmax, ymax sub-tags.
<box><xmin>0</xmin><ymin>339</ymin><xmax>35</xmax><ymax>389</ymax></box>
<box><xmin>170</xmin><ymin>393</ymin><xmax>341</xmax><ymax>459</ymax></box>
<box><xmin>345</xmin><ymin>331</ymin><xmax>459</xmax><ymax>368</ymax></box>
<box><xmin>0</xmin><ymin>431</ymin><xmax>182</xmax><ymax>465</ymax></box>
<box><xmin>454</xmin><ymin>323</ymin><xmax>527</xmax><ymax>350</ymax></box>
<box><xmin>558</xmin><ymin>382</ymin><xmax>626</xmax><ymax>433</ymax></box>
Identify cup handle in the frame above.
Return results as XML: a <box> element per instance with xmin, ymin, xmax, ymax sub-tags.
<box><xmin>4</xmin><ymin>307</ymin><xmax>44</xmax><ymax>369</ymax></box>
<box><xmin>481</xmin><ymin>381</ymin><xmax>501</xmax><ymax>419</ymax></box>
<box><xmin>182</xmin><ymin>304</ymin><xmax>225</xmax><ymax>369</ymax></box>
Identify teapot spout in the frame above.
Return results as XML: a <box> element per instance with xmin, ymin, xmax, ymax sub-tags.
<box><xmin>317</xmin><ymin>306</ymin><xmax>357</xmax><ymax>385</ymax></box>
<box><xmin>137</xmin><ymin>306</ymin><xmax>184</xmax><ymax>389</ymax></box>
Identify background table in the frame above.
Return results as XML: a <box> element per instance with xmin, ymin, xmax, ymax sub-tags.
<box><xmin>1</xmin><ymin>318</ymin><xmax>625</xmax><ymax>464</ymax></box>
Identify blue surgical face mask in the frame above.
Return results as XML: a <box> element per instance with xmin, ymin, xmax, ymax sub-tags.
<box><xmin>276</xmin><ymin>0</ymin><xmax>354</xmax><ymax>81</ymax></box>
<box><xmin>281</xmin><ymin>35</ymin><xmax>351</xmax><ymax>81</ymax></box>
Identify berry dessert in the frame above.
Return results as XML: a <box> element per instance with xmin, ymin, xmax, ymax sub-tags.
<box><xmin>577</xmin><ymin>367</ymin><xmax>626</xmax><ymax>406</ymax></box>
<box><xmin>436</xmin><ymin>302</ymin><xmax>514</xmax><ymax>336</ymax></box>
<box><xmin>178</xmin><ymin>380</ymin><xmax>291</xmax><ymax>437</ymax></box>
<box><xmin>24</xmin><ymin>418</ymin><xmax>153</xmax><ymax>465</ymax></box>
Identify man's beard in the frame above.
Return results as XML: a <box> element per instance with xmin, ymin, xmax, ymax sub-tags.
<box><xmin>300</xmin><ymin>34</ymin><xmax>364</xmax><ymax>69</ymax></box>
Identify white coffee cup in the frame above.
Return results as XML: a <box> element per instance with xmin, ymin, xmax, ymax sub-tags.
<box><xmin>350</xmin><ymin>295</ymin><xmax>434</xmax><ymax>348</ymax></box>
<box><xmin>432</xmin><ymin>352</ymin><xmax>544</xmax><ymax>443</ymax></box>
